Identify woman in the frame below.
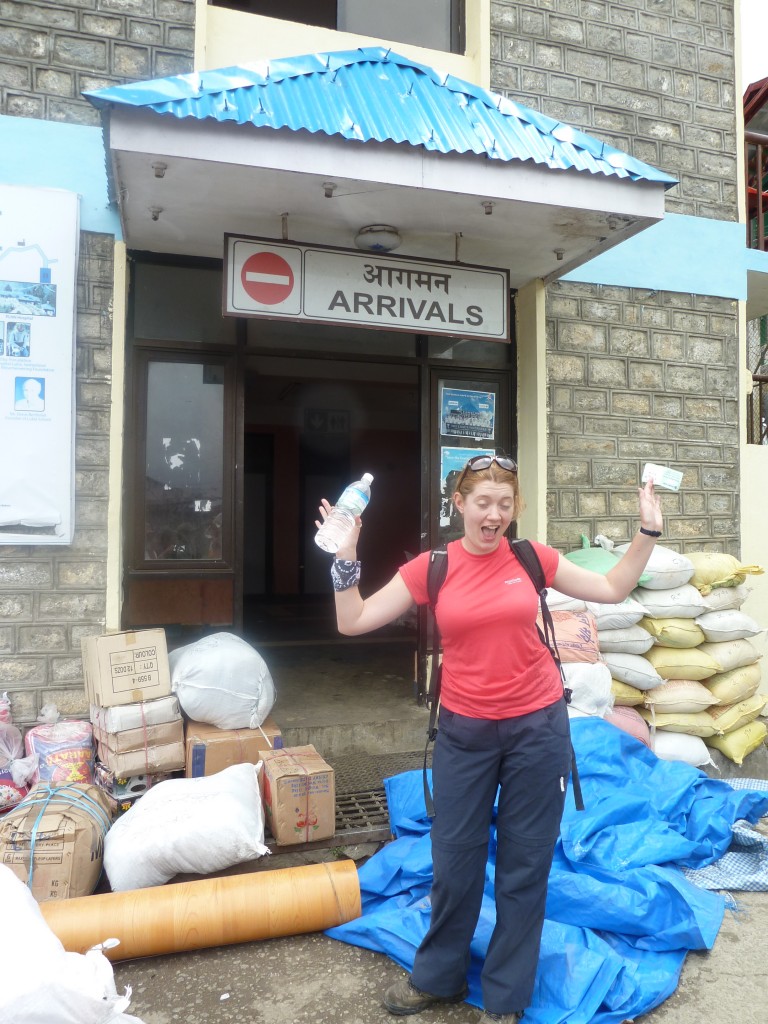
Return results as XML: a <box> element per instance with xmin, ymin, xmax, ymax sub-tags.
<box><xmin>319</xmin><ymin>454</ymin><xmax>662</xmax><ymax>1024</ymax></box>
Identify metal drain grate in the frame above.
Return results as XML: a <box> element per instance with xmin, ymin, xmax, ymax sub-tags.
<box><xmin>335</xmin><ymin>789</ymin><xmax>390</xmax><ymax>833</ymax></box>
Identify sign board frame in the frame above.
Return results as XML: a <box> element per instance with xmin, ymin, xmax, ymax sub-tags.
<box><xmin>223</xmin><ymin>234</ymin><xmax>510</xmax><ymax>343</ymax></box>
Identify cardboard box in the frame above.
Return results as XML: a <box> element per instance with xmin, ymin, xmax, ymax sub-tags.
<box><xmin>0</xmin><ymin>782</ymin><xmax>113</xmax><ymax>902</ymax></box>
<box><xmin>81</xmin><ymin>629</ymin><xmax>171</xmax><ymax>709</ymax></box>
<box><xmin>93</xmin><ymin>760</ymin><xmax>174</xmax><ymax>815</ymax></box>
<box><xmin>90</xmin><ymin>694</ymin><xmax>181</xmax><ymax>732</ymax></box>
<box><xmin>261</xmin><ymin>744</ymin><xmax>335</xmax><ymax>846</ymax></box>
<box><xmin>93</xmin><ymin>717</ymin><xmax>184</xmax><ymax>754</ymax></box>
<box><xmin>95</xmin><ymin>737</ymin><xmax>185</xmax><ymax>776</ymax></box>
<box><xmin>185</xmin><ymin>716</ymin><xmax>283</xmax><ymax>778</ymax></box>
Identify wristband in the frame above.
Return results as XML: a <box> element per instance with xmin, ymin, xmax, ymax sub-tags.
<box><xmin>331</xmin><ymin>559</ymin><xmax>361</xmax><ymax>592</ymax></box>
<box><xmin>639</xmin><ymin>527</ymin><xmax>661</xmax><ymax>538</ymax></box>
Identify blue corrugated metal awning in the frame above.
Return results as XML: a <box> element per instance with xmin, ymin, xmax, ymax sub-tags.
<box><xmin>86</xmin><ymin>47</ymin><xmax>677</xmax><ymax>188</ymax></box>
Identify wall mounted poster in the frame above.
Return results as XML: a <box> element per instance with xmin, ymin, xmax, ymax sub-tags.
<box><xmin>439</xmin><ymin>446</ymin><xmax>495</xmax><ymax>529</ymax></box>
<box><xmin>440</xmin><ymin>387</ymin><xmax>496</xmax><ymax>440</ymax></box>
<box><xmin>0</xmin><ymin>185</ymin><xmax>79</xmax><ymax>544</ymax></box>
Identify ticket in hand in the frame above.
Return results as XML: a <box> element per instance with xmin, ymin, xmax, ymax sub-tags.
<box><xmin>642</xmin><ymin>463</ymin><xmax>683</xmax><ymax>491</ymax></box>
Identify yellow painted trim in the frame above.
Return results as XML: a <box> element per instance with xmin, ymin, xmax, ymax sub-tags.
<box><xmin>105</xmin><ymin>242</ymin><xmax>127</xmax><ymax>631</ymax></box>
<box><xmin>200</xmin><ymin>1</ymin><xmax>490</xmax><ymax>88</ymax></box>
<box><xmin>514</xmin><ymin>279</ymin><xmax>548</xmax><ymax>543</ymax></box>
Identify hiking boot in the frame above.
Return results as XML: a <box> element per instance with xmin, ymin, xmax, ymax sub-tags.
<box><xmin>475</xmin><ymin>1012</ymin><xmax>520</xmax><ymax>1024</ymax></box>
<box><xmin>383</xmin><ymin>976</ymin><xmax>469</xmax><ymax>1016</ymax></box>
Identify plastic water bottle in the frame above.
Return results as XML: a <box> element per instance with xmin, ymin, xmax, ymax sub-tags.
<box><xmin>315</xmin><ymin>473</ymin><xmax>374</xmax><ymax>553</ymax></box>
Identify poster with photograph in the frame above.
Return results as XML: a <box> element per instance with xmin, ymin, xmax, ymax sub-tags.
<box><xmin>440</xmin><ymin>386</ymin><xmax>496</xmax><ymax>440</ymax></box>
<box><xmin>0</xmin><ymin>185</ymin><xmax>79</xmax><ymax>544</ymax></box>
<box><xmin>439</xmin><ymin>446</ymin><xmax>495</xmax><ymax>530</ymax></box>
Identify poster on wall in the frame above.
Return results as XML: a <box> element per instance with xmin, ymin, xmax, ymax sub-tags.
<box><xmin>440</xmin><ymin>387</ymin><xmax>497</xmax><ymax>440</ymax></box>
<box><xmin>0</xmin><ymin>185</ymin><xmax>79</xmax><ymax>545</ymax></box>
<box><xmin>439</xmin><ymin>445</ymin><xmax>495</xmax><ymax>530</ymax></box>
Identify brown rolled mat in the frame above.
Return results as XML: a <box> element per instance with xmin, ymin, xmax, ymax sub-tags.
<box><xmin>40</xmin><ymin>859</ymin><xmax>361</xmax><ymax>962</ymax></box>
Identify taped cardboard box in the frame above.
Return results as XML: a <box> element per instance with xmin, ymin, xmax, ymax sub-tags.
<box><xmin>90</xmin><ymin>694</ymin><xmax>181</xmax><ymax>732</ymax></box>
<box><xmin>95</xmin><ymin>737</ymin><xmax>185</xmax><ymax>776</ymax></box>
<box><xmin>261</xmin><ymin>744</ymin><xmax>335</xmax><ymax>846</ymax></box>
<box><xmin>184</xmin><ymin>716</ymin><xmax>283</xmax><ymax>778</ymax></box>
<box><xmin>0</xmin><ymin>782</ymin><xmax>113</xmax><ymax>902</ymax></box>
<box><xmin>93</xmin><ymin>717</ymin><xmax>184</xmax><ymax>754</ymax></box>
<box><xmin>81</xmin><ymin>629</ymin><xmax>171</xmax><ymax>708</ymax></box>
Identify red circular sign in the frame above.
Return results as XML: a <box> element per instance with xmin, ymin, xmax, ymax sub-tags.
<box><xmin>240</xmin><ymin>251</ymin><xmax>295</xmax><ymax>305</ymax></box>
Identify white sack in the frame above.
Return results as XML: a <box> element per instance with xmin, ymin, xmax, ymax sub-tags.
<box><xmin>652</xmin><ymin>731</ymin><xmax>716</xmax><ymax>768</ymax></box>
<box><xmin>0</xmin><ymin>865</ymin><xmax>144</xmax><ymax>1024</ymax></box>
<box><xmin>701</xmin><ymin>583</ymin><xmax>751</xmax><ymax>612</ymax></box>
<box><xmin>561</xmin><ymin>661</ymin><xmax>614</xmax><ymax>717</ymax></box>
<box><xmin>694</xmin><ymin>610</ymin><xmax>764</xmax><ymax>643</ymax></box>
<box><xmin>543</xmin><ymin>588</ymin><xmax>587</xmax><ymax>612</ymax></box>
<box><xmin>697</xmin><ymin>638</ymin><xmax>761</xmax><ymax>673</ymax></box>
<box><xmin>103</xmin><ymin>762</ymin><xmax>269</xmax><ymax>891</ymax></box>
<box><xmin>597</xmin><ymin>624</ymin><xmax>654</xmax><ymax>655</ymax></box>
<box><xmin>615</xmin><ymin>542</ymin><xmax>695</xmax><ymax>590</ymax></box>
<box><xmin>631</xmin><ymin>584</ymin><xmax>708</xmax><ymax>620</ymax></box>
<box><xmin>169</xmin><ymin>632</ymin><xmax>275</xmax><ymax>729</ymax></box>
<box><xmin>601</xmin><ymin>652</ymin><xmax>664</xmax><ymax>691</ymax></box>
<box><xmin>585</xmin><ymin>597</ymin><xmax>646</xmax><ymax>630</ymax></box>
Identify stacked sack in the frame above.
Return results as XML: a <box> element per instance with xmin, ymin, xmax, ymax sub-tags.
<box><xmin>553</xmin><ymin>539</ymin><xmax>766</xmax><ymax>770</ymax></box>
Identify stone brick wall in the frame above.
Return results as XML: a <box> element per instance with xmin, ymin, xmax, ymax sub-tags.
<box><xmin>491</xmin><ymin>0</ymin><xmax>737</xmax><ymax>220</ymax></box>
<box><xmin>0</xmin><ymin>2</ymin><xmax>194</xmax><ymax>725</ymax></box>
<box><xmin>490</xmin><ymin>1</ymin><xmax>741</xmax><ymax>555</ymax></box>
<box><xmin>545</xmin><ymin>282</ymin><xmax>739</xmax><ymax>554</ymax></box>
<box><xmin>0</xmin><ymin>0</ymin><xmax>195</xmax><ymax>125</ymax></box>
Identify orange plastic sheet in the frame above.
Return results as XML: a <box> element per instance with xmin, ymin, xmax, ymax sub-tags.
<box><xmin>40</xmin><ymin>860</ymin><xmax>361</xmax><ymax>962</ymax></box>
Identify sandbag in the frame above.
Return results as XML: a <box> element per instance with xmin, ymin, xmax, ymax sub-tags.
<box><xmin>644</xmin><ymin>646</ymin><xmax>721</xmax><ymax>681</ymax></box>
<box><xmin>585</xmin><ymin>597</ymin><xmax>646</xmax><ymax>630</ymax></box>
<box><xmin>565</xmin><ymin>534</ymin><xmax>651</xmax><ymax>585</ymax></box>
<box><xmin>597</xmin><ymin>624</ymin><xmax>654</xmax><ymax>655</ymax></box>
<box><xmin>638</xmin><ymin>708</ymin><xmax>723</xmax><ymax>738</ymax></box>
<box><xmin>639</xmin><ymin>616</ymin><xmax>705</xmax><ymax>649</ymax></box>
<box><xmin>539</xmin><ymin>609</ymin><xmax>600</xmax><ymax>663</ymax></box>
<box><xmin>698</xmin><ymin>639</ymin><xmax>761</xmax><ymax>674</ymax></box>
<box><xmin>616</xmin><ymin>543</ymin><xmax>694</xmax><ymax>590</ymax></box>
<box><xmin>545</xmin><ymin>589</ymin><xmax>587</xmax><ymax>612</ymax></box>
<box><xmin>601</xmin><ymin>652</ymin><xmax>664</xmax><ymax>691</ymax></box>
<box><xmin>702</xmin><ymin>583</ymin><xmax>751</xmax><ymax>612</ymax></box>
<box><xmin>103</xmin><ymin>762</ymin><xmax>269</xmax><ymax>891</ymax></box>
<box><xmin>604</xmin><ymin>706</ymin><xmax>651</xmax><ymax>748</ymax></box>
<box><xmin>651</xmin><ymin>731</ymin><xmax>716</xmax><ymax>768</ymax></box>
<box><xmin>686</xmin><ymin>551</ymin><xmax>764</xmax><ymax>595</ymax></box>
<box><xmin>561</xmin><ymin>661</ymin><xmax>613</xmax><ymax>716</ymax></box>
<box><xmin>169</xmin><ymin>632</ymin><xmax>275</xmax><ymax>730</ymax></box>
<box><xmin>706</xmin><ymin>694</ymin><xmax>767</xmax><ymax>735</ymax></box>
<box><xmin>703</xmin><ymin>663</ymin><xmax>762</xmax><ymax>706</ymax></box>
<box><xmin>643</xmin><ymin>679</ymin><xmax>720</xmax><ymax>715</ymax></box>
<box><xmin>632</xmin><ymin>584</ymin><xmax>707</xmax><ymax>620</ymax></box>
<box><xmin>694</xmin><ymin>610</ymin><xmax>764</xmax><ymax>643</ymax></box>
<box><xmin>611</xmin><ymin>679</ymin><xmax>646</xmax><ymax>706</ymax></box>
<box><xmin>706</xmin><ymin>720</ymin><xmax>768</xmax><ymax>765</ymax></box>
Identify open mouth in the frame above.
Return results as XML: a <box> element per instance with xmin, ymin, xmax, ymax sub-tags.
<box><xmin>481</xmin><ymin>526</ymin><xmax>499</xmax><ymax>540</ymax></box>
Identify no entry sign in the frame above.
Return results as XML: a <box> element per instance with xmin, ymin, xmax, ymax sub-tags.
<box><xmin>241</xmin><ymin>251</ymin><xmax>295</xmax><ymax>306</ymax></box>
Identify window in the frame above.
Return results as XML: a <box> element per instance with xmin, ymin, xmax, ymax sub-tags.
<box><xmin>211</xmin><ymin>0</ymin><xmax>464</xmax><ymax>54</ymax></box>
<box><xmin>747</xmin><ymin>316</ymin><xmax>768</xmax><ymax>444</ymax></box>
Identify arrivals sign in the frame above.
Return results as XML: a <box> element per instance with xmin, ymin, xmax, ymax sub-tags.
<box><xmin>224</xmin><ymin>235</ymin><xmax>509</xmax><ymax>341</ymax></box>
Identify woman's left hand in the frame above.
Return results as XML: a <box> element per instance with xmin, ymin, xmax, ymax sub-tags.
<box><xmin>638</xmin><ymin>479</ymin><xmax>663</xmax><ymax>533</ymax></box>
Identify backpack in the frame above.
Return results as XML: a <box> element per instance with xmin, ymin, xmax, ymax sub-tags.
<box><xmin>422</xmin><ymin>538</ymin><xmax>584</xmax><ymax>815</ymax></box>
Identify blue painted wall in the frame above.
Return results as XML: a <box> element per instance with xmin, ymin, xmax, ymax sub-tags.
<box><xmin>563</xmin><ymin>213</ymin><xmax>748</xmax><ymax>300</ymax></box>
<box><xmin>2</xmin><ymin>115</ymin><xmax>121</xmax><ymax>237</ymax></box>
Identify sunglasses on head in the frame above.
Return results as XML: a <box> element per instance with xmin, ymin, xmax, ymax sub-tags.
<box><xmin>454</xmin><ymin>454</ymin><xmax>518</xmax><ymax>491</ymax></box>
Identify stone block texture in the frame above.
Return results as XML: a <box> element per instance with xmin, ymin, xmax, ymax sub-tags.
<box><xmin>492</xmin><ymin>1</ymin><xmax>740</xmax><ymax>556</ymax></box>
<box><xmin>0</xmin><ymin>0</ymin><xmax>195</xmax><ymax>124</ymax></box>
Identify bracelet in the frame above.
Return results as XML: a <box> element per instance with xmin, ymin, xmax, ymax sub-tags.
<box><xmin>639</xmin><ymin>527</ymin><xmax>662</xmax><ymax>538</ymax></box>
<box><xmin>331</xmin><ymin>559</ymin><xmax>361</xmax><ymax>592</ymax></box>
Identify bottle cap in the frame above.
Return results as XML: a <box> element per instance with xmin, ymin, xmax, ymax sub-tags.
<box><xmin>362</xmin><ymin>473</ymin><xmax>374</xmax><ymax>483</ymax></box>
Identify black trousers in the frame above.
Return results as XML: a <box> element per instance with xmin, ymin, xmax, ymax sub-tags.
<box><xmin>410</xmin><ymin>699</ymin><xmax>571</xmax><ymax>1015</ymax></box>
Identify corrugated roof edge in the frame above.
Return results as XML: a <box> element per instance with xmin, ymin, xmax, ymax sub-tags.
<box><xmin>84</xmin><ymin>46</ymin><xmax>678</xmax><ymax>188</ymax></box>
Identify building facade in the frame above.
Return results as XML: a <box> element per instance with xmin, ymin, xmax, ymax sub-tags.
<box><xmin>1</xmin><ymin>0</ymin><xmax>766</xmax><ymax>728</ymax></box>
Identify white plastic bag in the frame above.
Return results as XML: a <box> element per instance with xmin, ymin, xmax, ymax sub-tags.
<box><xmin>169</xmin><ymin>632</ymin><xmax>275</xmax><ymax>729</ymax></box>
<box><xmin>0</xmin><ymin>865</ymin><xmax>145</xmax><ymax>1024</ymax></box>
<box><xmin>0</xmin><ymin>723</ymin><xmax>37</xmax><ymax>813</ymax></box>
<box><xmin>103</xmin><ymin>762</ymin><xmax>269</xmax><ymax>891</ymax></box>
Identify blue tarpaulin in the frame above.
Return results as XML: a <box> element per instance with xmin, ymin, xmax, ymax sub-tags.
<box><xmin>327</xmin><ymin>717</ymin><xmax>768</xmax><ymax>1024</ymax></box>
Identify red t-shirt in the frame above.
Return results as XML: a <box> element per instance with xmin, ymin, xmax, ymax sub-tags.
<box><xmin>400</xmin><ymin>539</ymin><xmax>563</xmax><ymax>719</ymax></box>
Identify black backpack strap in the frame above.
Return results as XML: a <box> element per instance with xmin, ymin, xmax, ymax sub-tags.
<box><xmin>511</xmin><ymin>539</ymin><xmax>585</xmax><ymax>812</ymax></box>
<box><xmin>423</xmin><ymin>547</ymin><xmax>448</xmax><ymax>817</ymax></box>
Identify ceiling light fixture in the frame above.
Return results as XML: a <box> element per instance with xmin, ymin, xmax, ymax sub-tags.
<box><xmin>354</xmin><ymin>224</ymin><xmax>401</xmax><ymax>252</ymax></box>
<box><xmin>322</xmin><ymin>181</ymin><xmax>337</xmax><ymax>198</ymax></box>
<box><xmin>481</xmin><ymin>201</ymin><xmax>495</xmax><ymax>215</ymax></box>
<box><xmin>152</xmin><ymin>162</ymin><xmax>167</xmax><ymax>179</ymax></box>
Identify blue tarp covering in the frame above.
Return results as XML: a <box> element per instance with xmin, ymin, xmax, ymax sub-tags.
<box><xmin>327</xmin><ymin>717</ymin><xmax>768</xmax><ymax>1024</ymax></box>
